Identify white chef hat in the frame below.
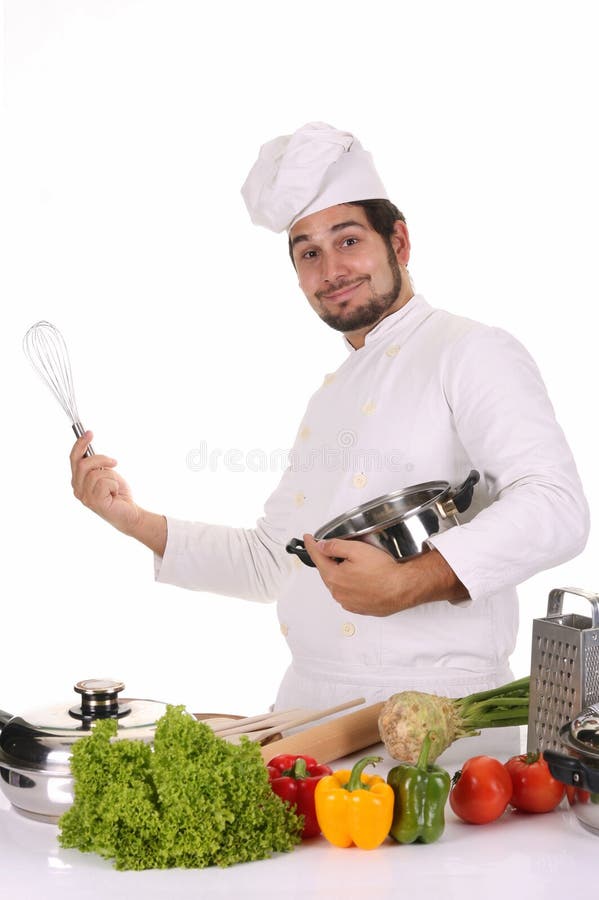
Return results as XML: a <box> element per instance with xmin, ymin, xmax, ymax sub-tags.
<box><xmin>241</xmin><ymin>122</ymin><xmax>389</xmax><ymax>233</ymax></box>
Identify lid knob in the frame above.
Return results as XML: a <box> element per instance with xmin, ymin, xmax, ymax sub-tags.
<box><xmin>69</xmin><ymin>678</ymin><xmax>131</xmax><ymax>721</ymax></box>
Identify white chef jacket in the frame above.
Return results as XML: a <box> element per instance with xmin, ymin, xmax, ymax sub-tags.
<box><xmin>155</xmin><ymin>295</ymin><xmax>589</xmax><ymax>709</ymax></box>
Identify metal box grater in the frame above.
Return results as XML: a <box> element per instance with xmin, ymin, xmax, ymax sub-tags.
<box><xmin>527</xmin><ymin>587</ymin><xmax>599</xmax><ymax>753</ymax></box>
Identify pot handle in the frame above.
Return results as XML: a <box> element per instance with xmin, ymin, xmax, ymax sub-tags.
<box><xmin>544</xmin><ymin>749</ymin><xmax>599</xmax><ymax>793</ymax></box>
<box><xmin>445</xmin><ymin>469</ymin><xmax>480</xmax><ymax>514</ymax></box>
<box><xmin>0</xmin><ymin>710</ymin><xmax>13</xmax><ymax>738</ymax></box>
<box><xmin>285</xmin><ymin>538</ymin><xmax>317</xmax><ymax>568</ymax></box>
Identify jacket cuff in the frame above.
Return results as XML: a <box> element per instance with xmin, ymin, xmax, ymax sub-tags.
<box><xmin>153</xmin><ymin>516</ymin><xmax>184</xmax><ymax>583</ymax></box>
<box><xmin>424</xmin><ymin>537</ymin><xmax>473</xmax><ymax>607</ymax></box>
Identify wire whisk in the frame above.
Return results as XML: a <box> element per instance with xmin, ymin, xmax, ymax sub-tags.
<box><xmin>23</xmin><ymin>321</ymin><xmax>94</xmax><ymax>457</ymax></box>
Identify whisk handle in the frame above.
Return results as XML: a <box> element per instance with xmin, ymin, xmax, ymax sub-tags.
<box><xmin>72</xmin><ymin>422</ymin><xmax>94</xmax><ymax>458</ymax></box>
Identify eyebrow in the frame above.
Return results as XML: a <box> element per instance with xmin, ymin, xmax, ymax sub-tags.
<box><xmin>290</xmin><ymin>220</ymin><xmax>367</xmax><ymax>249</ymax></box>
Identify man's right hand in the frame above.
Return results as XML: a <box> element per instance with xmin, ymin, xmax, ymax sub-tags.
<box><xmin>70</xmin><ymin>431</ymin><xmax>167</xmax><ymax>555</ymax></box>
<box><xmin>70</xmin><ymin>431</ymin><xmax>143</xmax><ymax>536</ymax></box>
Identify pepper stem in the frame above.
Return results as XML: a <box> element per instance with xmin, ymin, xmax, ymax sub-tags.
<box><xmin>345</xmin><ymin>755</ymin><xmax>383</xmax><ymax>792</ymax></box>
<box><xmin>289</xmin><ymin>757</ymin><xmax>308</xmax><ymax>779</ymax></box>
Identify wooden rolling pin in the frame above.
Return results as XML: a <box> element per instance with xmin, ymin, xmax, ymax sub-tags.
<box><xmin>259</xmin><ymin>702</ymin><xmax>384</xmax><ymax>764</ymax></box>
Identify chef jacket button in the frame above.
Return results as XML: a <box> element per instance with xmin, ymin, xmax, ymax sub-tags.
<box><xmin>294</xmin><ymin>492</ymin><xmax>306</xmax><ymax>506</ymax></box>
<box><xmin>385</xmin><ymin>344</ymin><xmax>400</xmax><ymax>357</ymax></box>
<box><xmin>299</xmin><ymin>425</ymin><xmax>311</xmax><ymax>440</ymax></box>
<box><xmin>352</xmin><ymin>472</ymin><xmax>368</xmax><ymax>489</ymax></box>
<box><xmin>323</xmin><ymin>373</ymin><xmax>336</xmax><ymax>386</ymax></box>
<box><xmin>361</xmin><ymin>400</ymin><xmax>376</xmax><ymax>416</ymax></box>
<box><xmin>342</xmin><ymin>622</ymin><xmax>356</xmax><ymax>637</ymax></box>
<box><xmin>280</xmin><ymin>623</ymin><xmax>289</xmax><ymax>636</ymax></box>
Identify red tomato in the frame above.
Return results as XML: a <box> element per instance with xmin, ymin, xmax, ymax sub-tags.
<box><xmin>450</xmin><ymin>755</ymin><xmax>512</xmax><ymax>824</ymax></box>
<box><xmin>505</xmin><ymin>752</ymin><xmax>565</xmax><ymax>813</ymax></box>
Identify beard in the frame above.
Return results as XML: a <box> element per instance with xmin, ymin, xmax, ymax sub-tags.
<box><xmin>315</xmin><ymin>246</ymin><xmax>403</xmax><ymax>334</ymax></box>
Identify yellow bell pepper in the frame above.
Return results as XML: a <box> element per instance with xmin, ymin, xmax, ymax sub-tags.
<box><xmin>315</xmin><ymin>755</ymin><xmax>394</xmax><ymax>850</ymax></box>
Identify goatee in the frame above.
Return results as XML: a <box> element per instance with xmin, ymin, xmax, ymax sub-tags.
<box><xmin>316</xmin><ymin>248</ymin><xmax>403</xmax><ymax>334</ymax></box>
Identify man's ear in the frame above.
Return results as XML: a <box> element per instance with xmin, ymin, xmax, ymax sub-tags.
<box><xmin>390</xmin><ymin>220</ymin><xmax>411</xmax><ymax>266</ymax></box>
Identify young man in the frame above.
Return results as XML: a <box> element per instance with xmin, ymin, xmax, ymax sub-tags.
<box><xmin>71</xmin><ymin>122</ymin><xmax>589</xmax><ymax>712</ymax></box>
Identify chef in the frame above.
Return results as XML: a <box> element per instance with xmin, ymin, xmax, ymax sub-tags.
<box><xmin>70</xmin><ymin>122</ymin><xmax>589</xmax><ymax>714</ymax></box>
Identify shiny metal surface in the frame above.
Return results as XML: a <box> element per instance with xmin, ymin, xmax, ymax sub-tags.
<box><xmin>570</xmin><ymin>705</ymin><xmax>599</xmax><ymax>752</ymax></box>
<box><xmin>335</xmin><ymin>505</ymin><xmax>459</xmax><ymax>559</ymax></box>
<box><xmin>527</xmin><ymin>588</ymin><xmax>599</xmax><ymax>753</ymax></box>
<box><xmin>547</xmin><ymin>586</ymin><xmax>599</xmax><ymax>628</ymax></box>
<box><xmin>1</xmin><ymin>764</ymin><xmax>77</xmax><ymax>823</ymax></box>
<box><xmin>0</xmin><ymin>681</ymin><xmax>168</xmax><ymax>823</ymax></box>
<box><xmin>554</xmin><ymin>706</ymin><xmax>599</xmax><ymax>760</ymax></box>
<box><xmin>313</xmin><ymin>480</ymin><xmax>453</xmax><ymax>539</ymax></box>
<box><xmin>23</xmin><ymin>320</ymin><xmax>94</xmax><ymax>457</ymax></box>
<box><xmin>545</xmin><ymin>744</ymin><xmax>599</xmax><ymax>836</ymax></box>
<box><xmin>70</xmin><ymin>678</ymin><xmax>130</xmax><ymax>720</ymax></box>
<box><xmin>567</xmin><ymin>794</ymin><xmax>599</xmax><ymax>836</ymax></box>
<box><xmin>287</xmin><ymin>471</ymin><xmax>479</xmax><ymax>567</ymax></box>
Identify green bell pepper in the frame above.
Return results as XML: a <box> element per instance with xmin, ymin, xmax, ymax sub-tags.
<box><xmin>387</xmin><ymin>732</ymin><xmax>450</xmax><ymax>844</ymax></box>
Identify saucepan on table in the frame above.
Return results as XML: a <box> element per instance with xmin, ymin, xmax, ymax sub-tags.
<box><xmin>0</xmin><ymin>679</ymin><xmax>252</xmax><ymax>823</ymax></box>
<box><xmin>0</xmin><ymin>679</ymin><xmax>169</xmax><ymax>823</ymax></box>
<box><xmin>0</xmin><ymin>679</ymin><xmax>275</xmax><ymax>824</ymax></box>
<box><xmin>544</xmin><ymin>706</ymin><xmax>599</xmax><ymax>836</ymax></box>
<box><xmin>0</xmin><ymin>679</ymin><xmax>366</xmax><ymax>823</ymax></box>
<box><xmin>286</xmin><ymin>470</ymin><xmax>480</xmax><ymax>568</ymax></box>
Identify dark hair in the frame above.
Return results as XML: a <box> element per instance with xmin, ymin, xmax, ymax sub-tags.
<box><xmin>348</xmin><ymin>199</ymin><xmax>406</xmax><ymax>236</ymax></box>
<box><xmin>288</xmin><ymin>199</ymin><xmax>406</xmax><ymax>266</ymax></box>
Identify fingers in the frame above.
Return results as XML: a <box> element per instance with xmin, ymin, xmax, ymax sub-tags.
<box><xmin>303</xmin><ymin>534</ymin><xmax>354</xmax><ymax>601</ymax></box>
<box><xmin>72</xmin><ymin>465</ymin><xmax>121</xmax><ymax>510</ymax></box>
<box><xmin>71</xmin><ymin>453</ymin><xmax>117</xmax><ymax>485</ymax></box>
<box><xmin>303</xmin><ymin>534</ymin><xmax>369</xmax><ymax>565</ymax></box>
<box><xmin>304</xmin><ymin>538</ymin><xmax>353</xmax><ymax>609</ymax></box>
<box><xmin>89</xmin><ymin>469</ymin><xmax>120</xmax><ymax>503</ymax></box>
<box><xmin>302</xmin><ymin>534</ymin><xmax>337</xmax><ymax>573</ymax></box>
<box><xmin>303</xmin><ymin>533</ymin><xmax>403</xmax><ymax>616</ymax></box>
<box><xmin>69</xmin><ymin>430</ymin><xmax>94</xmax><ymax>465</ymax></box>
<box><xmin>70</xmin><ymin>437</ymin><xmax>118</xmax><ymax>503</ymax></box>
<box><xmin>308</xmin><ymin>536</ymin><xmax>358</xmax><ymax>561</ymax></box>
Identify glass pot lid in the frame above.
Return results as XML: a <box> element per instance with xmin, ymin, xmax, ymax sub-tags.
<box><xmin>0</xmin><ymin>679</ymin><xmax>168</xmax><ymax>775</ymax></box>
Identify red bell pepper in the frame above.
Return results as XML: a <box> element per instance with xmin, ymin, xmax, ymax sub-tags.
<box><xmin>267</xmin><ymin>754</ymin><xmax>333</xmax><ymax>838</ymax></box>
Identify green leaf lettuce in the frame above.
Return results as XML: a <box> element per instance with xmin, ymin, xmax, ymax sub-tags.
<box><xmin>59</xmin><ymin>705</ymin><xmax>302</xmax><ymax>870</ymax></box>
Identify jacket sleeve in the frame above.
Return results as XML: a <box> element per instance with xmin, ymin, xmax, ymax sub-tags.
<box><xmin>153</xmin><ymin>464</ymin><xmax>296</xmax><ymax>603</ymax></box>
<box><xmin>428</xmin><ymin>325</ymin><xmax>590</xmax><ymax>600</ymax></box>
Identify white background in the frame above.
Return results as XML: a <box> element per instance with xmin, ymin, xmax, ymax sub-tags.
<box><xmin>2</xmin><ymin>0</ymin><xmax>598</xmax><ymax>719</ymax></box>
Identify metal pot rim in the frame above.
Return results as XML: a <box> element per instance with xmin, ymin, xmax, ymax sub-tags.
<box><xmin>313</xmin><ymin>479</ymin><xmax>452</xmax><ymax>540</ymax></box>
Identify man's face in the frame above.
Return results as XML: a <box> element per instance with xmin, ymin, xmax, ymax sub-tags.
<box><xmin>289</xmin><ymin>204</ymin><xmax>411</xmax><ymax>345</ymax></box>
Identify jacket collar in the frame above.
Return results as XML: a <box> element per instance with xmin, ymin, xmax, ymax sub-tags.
<box><xmin>343</xmin><ymin>293</ymin><xmax>433</xmax><ymax>352</ymax></box>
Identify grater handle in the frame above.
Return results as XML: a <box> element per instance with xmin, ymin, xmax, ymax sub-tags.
<box><xmin>547</xmin><ymin>586</ymin><xmax>599</xmax><ymax>628</ymax></box>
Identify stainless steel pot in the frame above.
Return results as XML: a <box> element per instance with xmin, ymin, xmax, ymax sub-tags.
<box><xmin>545</xmin><ymin>705</ymin><xmax>599</xmax><ymax>836</ymax></box>
<box><xmin>286</xmin><ymin>470</ymin><xmax>480</xmax><ymax>567</ymax></box>
<box><xmin>0</xmin><ymin>679</ymin><xmax>167</xmax><ymax>824</ymax></box>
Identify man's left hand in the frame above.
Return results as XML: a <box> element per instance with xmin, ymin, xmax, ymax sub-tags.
<box><xmin>302</xmin><ymin>533</ymin><xmax>468</xmax><ymax>616</ymax></box>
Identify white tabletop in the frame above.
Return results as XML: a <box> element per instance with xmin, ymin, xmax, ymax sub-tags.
<box><xmin>1</xmin><ymin>728</ymin><xmax>594</xmax><ymax>900</ymax></box>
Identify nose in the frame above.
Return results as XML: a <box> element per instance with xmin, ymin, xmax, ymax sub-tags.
<box><xmin>321</xmin><ymin>249</ymin><xmax>350</xmax><ymax>284</ymax></box>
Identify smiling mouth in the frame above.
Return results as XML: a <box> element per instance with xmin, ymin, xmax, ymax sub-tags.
<box><xmin>319</xmin><ymin>279</ymin><xmax>367</xmax><ymax>303</ymax></box>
